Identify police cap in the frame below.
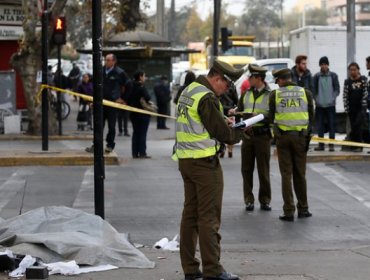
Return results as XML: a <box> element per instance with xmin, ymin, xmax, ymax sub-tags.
<box><xmin>272</xmin><ymin>68</ymin><xmax>292</xmax><ymax>80</ymax></box>
<box><xmin>248</xmin><ymin>64</ymin><xmax>267</xmax><ymax>76</ymax></box>
<box><xmin>211</xmin><ymin>60</ymin><xmax>244</xmax><ymax>82</ymax></box>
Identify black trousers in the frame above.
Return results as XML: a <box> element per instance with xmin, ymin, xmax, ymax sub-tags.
<box><xmin>157</xmin><ymin>103</ymin><xmax>168</xmax><ymax>128</ymax></box>
<box><xmin>349</xmin><ymin>110</ymin><xmax>365</xmax><ymax>143</ymax></box>
<box><xmin>130</xmin><ymin>114</ymin><xmax>150</xmax><ymax>157</ymax></box>
<box><xmin>117</xmin><ymin>110</ymin><xmax>129</xmax><ymax>134</ymax></box>
<box><xmin>103</xmin><ymin>107</ymin><xmax>117</xmax><ymax>149</ymax></box>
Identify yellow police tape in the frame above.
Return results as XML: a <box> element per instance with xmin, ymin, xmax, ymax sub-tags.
<box><xmin>36</xmin><ymin>84</ymin><xmax>176</xmax><ymax>119</ymax></box>
<box><xmin>311</xmin><ymin>136</ymin><xmax>370</xmax><ymax>148</ymax></box>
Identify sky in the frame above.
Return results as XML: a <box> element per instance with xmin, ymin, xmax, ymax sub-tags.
<box><xmin>142</xmin><ymin>0</ymin><xmax>298</xmax><ymax>19</ymax></box>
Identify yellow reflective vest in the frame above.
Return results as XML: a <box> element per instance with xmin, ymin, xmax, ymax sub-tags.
<box><xmin>275</xmin><ymin>85</ymin><xmax>309</xmax><ymax>131</ymax></box>
<box><xmin>173</xmin><ymin>82</ymin><xmax>222</xmax><ymax>159</ymax></box>
<box><xmin>243</xmin><ymin>88</ymin><xmax>269</xmax><ymax>127</ymax></box>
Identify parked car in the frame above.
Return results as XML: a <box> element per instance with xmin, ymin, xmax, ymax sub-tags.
<box><xmin>235</xmin><ymin>58</ymin><xmax>295</xmax><ymax>95</ymax></box>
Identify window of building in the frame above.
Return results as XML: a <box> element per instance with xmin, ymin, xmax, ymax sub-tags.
<box><xmin>361</xmin><ymin>3</ymin><xmax>370</xmax><ymax>13</ymax></box>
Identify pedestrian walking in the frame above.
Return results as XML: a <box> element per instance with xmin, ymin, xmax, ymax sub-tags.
<box><xmin>230</xmin><ymin>64</ymin><xmax>272</xmax><ymax>212</ymax></box>
<box><xmin>269</xmin><ymin>68</ymin><xmax>314</xmax><ymax>222</ymax></box>
<box><xmin>367</xmin><ymin>57</ymin><xmax>370</xmax><ymax>153</ymax></box>
<box><xmin>312</xmin><ymin>56</ymin><xmax>340</xmax><ymax>152</ymax></box>
<box><xmin>173</xmin><ymin>60</ymin><xmax>244</xmax><ymax>280</ymax></box>
<box><xmin>85</xmin><ymin>53</ymin><xmax>128</xmax><ymax>153</ymax></box>
<box><xmin>127</xmin><ymin>70</ymin><xmax>151</xmax><ymax>159</ymax></box>
<box><xmin>343</xmin><ymin>62</ymin><xmax>368</xmax><ymax>152</ymax></box>
<box><xmin>154</xmin><ymin>75</ymin><xmax>171</xmax><ymax>129</ymax></box>
<box><xmin>76</xmin><ymin>73</ymin><xmax>93</xmax><ymax>130</ymax></box>
<box><xmin>291</xmin><ymin>55</ymin><xmax>313</xmax><ymax>92</ymax></box>
<box><xmin>174</xmin><ymin>71</ymin><xmax>196</xmax><ymax>105</ymax></box>
<box><xmin>68</xmin><ymin>62</ymin><xmax>81</xmax><ymax>102</ymax></box>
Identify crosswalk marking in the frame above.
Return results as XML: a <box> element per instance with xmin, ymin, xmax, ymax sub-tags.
<box><xmin>0</xmin><ymin>170</ymin><xmax>29</xmax><ymax>212</ymax></box>
<box><xmin>73</xmin><ymin>168</ymin><xmax>94</xmax><ymax>209</ymax></box>
<box><xmin>309</xmin><ymin>163</ymin><xmax>370</xmax><ymax>209</ymax></box>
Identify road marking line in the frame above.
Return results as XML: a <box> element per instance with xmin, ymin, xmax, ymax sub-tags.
<box><xmin>309</xmin><ymin>163</ymin><xmax>370</xmax><ymax>208</ymax></box>
<box><xmin>0</xmin><ymin>170</ymin><xmax>27</xmax><ymax>212</ymax></box>
<box><xmin>73</xmin><ymin>168</ymin><xmax>94</xmax><ymax>209</ymax></box>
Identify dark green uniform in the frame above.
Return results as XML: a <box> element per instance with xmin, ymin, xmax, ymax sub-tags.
<box><xmin>174</xmin><ymin>72</ymin><xmax>242</xmax><ymax>278</ymax></box>
<box><xmin>237</xmin><ymin>85</ymin><xmax>271</xmax><ymax>207</ymax></box>
<box><xmin>269</xmin><ymin>81</ymin><xmax>314</xmax><ymax>216</ymax></box>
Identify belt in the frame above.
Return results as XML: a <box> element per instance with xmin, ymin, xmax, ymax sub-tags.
<box><xmin>251</xmin><ymin>127</ymin><xmax>270</xmax><ymax>135</ymax></box>
<box><xmin>202</xmin><ymin>155</ymin><xmax>218</xmax><ymax>162</ymax></box>
<box><xmin>280</xmin><ymin>130</ymin><xmax>303</xmax><ymax>136</ymax></box>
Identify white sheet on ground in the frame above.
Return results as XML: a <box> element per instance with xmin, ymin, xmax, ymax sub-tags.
<box><xmin>41</xmin><ymin>260</ymin><xmax>118</xmax><ymax>275</ymax></box>
<box><xmin>0</xmin><ymin>206</ymin><xmax>154</xmax><ymax>268</ymax></box>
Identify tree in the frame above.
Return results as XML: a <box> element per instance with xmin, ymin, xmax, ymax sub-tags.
<box><xmin>305</xmin><ymin>8</ymin><xmax>328</xmax><ymax>26</ymax></box>
<box><xmin>183</xmin><ymin>5</ymin><xmax>204</xmax><ymax>43</ymax></box>
<box><xmin>66</xmin><ymin>0</ymin><xmax>148</xmax><ymax>49</ymax></box>
<box><xmin>10</xmin><ymin>0</ymin><xmax>146</xmax><ymax>134</ymax></box>
<box><xmin>241</xmin><ymin>0</ymin><xmax>282</xmax><ymax>41</ymax></box>
<box><xmin>284</xmin><ymin>8</ymin><xmax>328</xmax><ymax>38</ymax></box>
<box><xmin>10</xmin><ymin>0</ymin><xmax>68</xmax><ymax>134</ymax></box>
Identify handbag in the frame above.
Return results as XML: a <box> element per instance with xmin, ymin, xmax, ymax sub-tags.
<box><xmin>140</xmin><ymin>97</ymin><xmax>158</xmax><ymax>113</ymax></box>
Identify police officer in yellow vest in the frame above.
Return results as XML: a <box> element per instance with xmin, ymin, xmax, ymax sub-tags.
<box><xmin>232</xmin><ymin>64</ymin><xmax>272</xmax><ymax>212</ymax></box>
<box><xmin>173</xmin><ymin>60</ymin><xmax>244</xmax><ymax>280</ymax></box>
<box><xmin>269</xmin><ymin>68</ymin><xmax>314</xmax><ymax>222</ymax></box>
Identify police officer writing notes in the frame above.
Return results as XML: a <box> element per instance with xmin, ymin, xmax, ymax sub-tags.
<box><xmin>231</xmin><ymin>64</ymin><xmax>272</xmax><ymax>212</ymax></box>
<box><xmin>173</xmin><ymin>60</ymin><xmax>244</xmax><ymax>280</ymax></box>
<box><xmin>269</xmin><ymin>69</ymin><xmax>314</xmax><ymax>222</ymax></box>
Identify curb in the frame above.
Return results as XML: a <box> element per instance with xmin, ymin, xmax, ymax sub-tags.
<box><xmin>272</xmin><ymin>148</ymin><xmax>370</xmax><ymax>162</ymax></box>
<box><xmin>0</xmin><ymin>134</ymin><xmax>93</xmax><ymax>141</ymax></box>
<box><xmin>0</xmin><ymin>150</ymin><xmax>119</xmax><ymax>166</ymax></box>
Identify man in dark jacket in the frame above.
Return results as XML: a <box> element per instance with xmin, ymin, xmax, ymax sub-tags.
<box><xmin>154</xmin><ymin>75</ymin><xmax>171</xmax><ymax>129</ymax></box>
<box><xmin>85</xmin><ymin>53</ymin><xmax>127</xmax><ymax>153</ymax></box>
<box><xmin>312</xmin><ymin>56</ymin><xmax>340</xmax><ymax>151</ymax></box>
<box><xmin>291</xmin><ymin>55</ymin><xmax>313</xmax><ymax>92</ymax></box>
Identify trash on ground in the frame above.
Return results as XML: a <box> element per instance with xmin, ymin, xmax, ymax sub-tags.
<box><xmin>153</xmin><ymin>235</ymin><xmax>179</xmax><ymax>251</ymax></box>
<box><xmin>9</xmin><ymin>255</ymin><xmax>36</xmax><ymax>278</ymax></box>
<box><xmin>40</xmin><ymin>260</ymin><xmax>118</xmax><ymax>275</ymax></box>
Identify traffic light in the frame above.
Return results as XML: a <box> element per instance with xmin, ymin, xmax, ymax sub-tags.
<box><xmin>53</xmin><ymin>16</ymin><xmax>66</xmax><ymax>45</ymax></box>
<box><xmin>221</xmin><ymin>27</ymin><xmax>232</xmax><ymax>52</ymax></box>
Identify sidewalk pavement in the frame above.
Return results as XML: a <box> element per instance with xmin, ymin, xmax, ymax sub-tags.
<box><xmin>0</xmin><ymin>94</ymin><xmax>370</xmax><ymax>166</ymax></box>
<box><xmin>0</xmin><ymin>131</ymin><xmax>369</xmax><ymax>166</ymax></box>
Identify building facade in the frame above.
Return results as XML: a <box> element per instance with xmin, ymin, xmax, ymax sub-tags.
<box><xmin>327</xmin><ymin>0</ymin><xmax>370</xmax><ymax>26</ymax></box>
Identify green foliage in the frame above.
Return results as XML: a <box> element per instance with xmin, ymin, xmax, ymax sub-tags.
<box><xmin>284</xmin><ymin>8</ymin><xmax>328</xmax><ymax>35</ymax></box>
<box><xmin>66</xmin><ymin>0</ymin><xmax>147</xmax><ymax>49</ymax></box>
<box><xmin>241</xmin><ymin>0</ymin><xmax>282</xmax><ymax>41</ymax></box>
<box><xmin>305</xmin><ymin>8</ymin><xmax>328</xmax><ymax>26</ymax></box>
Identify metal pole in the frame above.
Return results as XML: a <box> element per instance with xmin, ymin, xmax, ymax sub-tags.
<box><xmin>212</xmin><ymin>0</ymin><xmax>221</xmax><ymax>65</ymax></box>
<box><xmin>280</xmin><ymin>0</ymin><xmax>284</xmax><ymax>57</ymax></box>
<box><xmin>57</xmin><ymin>45</ymin><xmax>62</xmax><ymax>135</ymax></box>
<box><xmin>41</xmin><ymin>0</ymin><xmax>48</xmax><ymax>151</ymax></box>
<box><xmin>347</xmin><ymin>0</ymin><xmax>356</xmax><ymax>66</ymax></box>
<box><xmin>92</xmin><ymin>0</ymin><xmax>105</xmax><ymax>219</ymax></box>
<box><xmin>156</xmin><ymin>0</ymin><xmax>165</xmax><ymax>37</ymax></box>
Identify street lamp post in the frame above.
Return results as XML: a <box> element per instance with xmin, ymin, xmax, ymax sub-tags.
<box><xmin>212</xmin><ymin>0</ymin><xmax>221</xmax><ymax>66</ymax></box>
<box><xmin>347</xmin><ymin>0</ymin><xmax>356</xmax><ymax>65</ymax></box>
<box><xmin>280</xmin><ymin>0</ymin><xmax>284</xmax><ymax>58</ymax></box>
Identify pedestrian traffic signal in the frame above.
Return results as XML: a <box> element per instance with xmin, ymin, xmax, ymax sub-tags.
<box><xmin>53</xmin><ymin>16</ymin><xmax>66</xmax><ymax>45</ymax></box>
<box><xmin>221</xmin><ymin>27</ymin><xmax>233</xmax><ymax>52</ymax></box>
